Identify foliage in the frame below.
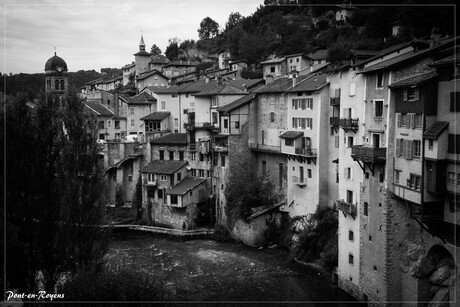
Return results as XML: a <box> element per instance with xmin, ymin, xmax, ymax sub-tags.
<box><xmin>198</xmin><ymin>17</ymin><xmax>220</xmax><ymax>40</ymax></box>
<box><xmin>224</xmin><ymin>155</ymin><xmax>281</xmax><ymax>227</ymax></box>
<box><xmin>150</xmin><ymin>44</ymin><xmax>162</xmax><ymax>56</ymax></box>
<box><xmin>293</xmin><ymin>207</ymin><xmax>338</xmax><ymax>270</ymax></box>
<box><xmin>165</xmin><ymin>37</ymin><xmax>180</xmax><ymax>61</ymax></box>
<box><xmin>3</xmin><ymin>88</ymin><xmax>109</xmax><ymax>292</ymax></box>
<box><xmin>225</xmin><ymin>12</ymin><xmax>243</xmax><ymax>31</ymax></box>
<box><xmin>62</xmin><ymin>269</ymin><xmax>164</xmax><ymax>302</ymax></box>
<box><xmin>194</xmin><ymin>198</ymin><xmax>215</xmax><ymax>228</ymax></box>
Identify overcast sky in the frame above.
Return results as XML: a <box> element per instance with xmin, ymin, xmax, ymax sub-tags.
<box><xmin>1</xmin><ymin>0</ymin><xmax>263</xmax><ymax>74</ymax></box>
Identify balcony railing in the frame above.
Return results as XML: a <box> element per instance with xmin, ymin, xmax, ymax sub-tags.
<box><xmin>351</xmin><ymin>145</ymin><xmax>386</xmax><ymax>162</ymax></box>
<box><xmin>143</xmin><ymin>178</ymin><xmax>157</xmax><ymax>186</ymax></box>
<box><xmin>339</xmin><ymin>118</ymin><xmax>359</xmax><ymax>128</ymax></box>
<box><xmin>292</xmin><ymin>176</ymin><xmax>306</xmax><ymax>186</ymax></box>
<box><xmin>248</xmin><ymin>142</ymin><xmax>281</xmax><ymax>153</ymax></box>
<box><xmin>184</xmin><ymin>122</ymin><xmax>215</xmax><ymax>130</ymax></box>
<box><xmin>330</xmin><ymin>97</ymin><xmax>340</xmax><ymax>106</ymax></box>
<box><xmin>295</xmin><ymin>147</ymin><xmax>317</xmax><ymax>157</ymax></box>
<box><xmin>337</xmin><ymin>200</ymin><xmax>357</xmax><ymax>216</ymax></box>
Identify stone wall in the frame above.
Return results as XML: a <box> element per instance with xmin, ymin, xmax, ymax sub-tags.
<box><xmin>150</xmin><ymin>201</ymin><xmax>198</xmax><ymax>230</ymax></box>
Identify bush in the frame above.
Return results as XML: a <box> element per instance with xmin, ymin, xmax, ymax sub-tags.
<box><xmin>62</xmin><ymin>269</ymin><xmax>163</xmax><ymax>302</ymax></box>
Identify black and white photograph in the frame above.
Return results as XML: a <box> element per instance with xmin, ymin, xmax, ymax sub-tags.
<box><xmin>1</xmin><ymin>0</ymin><xmax>458</xmax><ymax>305</ymax></box>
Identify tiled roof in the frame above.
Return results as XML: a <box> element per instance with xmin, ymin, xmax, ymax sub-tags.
<box><xmin>84</xmin><ymin>100</ymin><xmax>114</xmax><ymax>116</ymax></box>
<box><xmin>122</xmin><ymin>63</ymin><xmax>135</xmax><ymax>70</ymax></box>
<box><xmin>166</xmin><ymin>177</ymin><xmax>207</xmax><ymax>195</ymax></box>
<box><xmin>430</xmin><ymin>53</ymin><xmax>460</xmax><ymax>66</ymax></box>
<box><xmin>136</xmin><ymin>69</ymin><xmax>166</xmax><ymax>81</ymax></box>
<box><xmin>150</xmin><ymin>133</ymin><xmax>187</xmax><ymax>145</ymax></box>
<box><xmin>195</xmin><ymin>84</ymin><xmax>246</xmax><ymax>96</ymax></box>
<box><xmin>149</xmin><ymin>55</ymin><xmax>170</xmax><ymax>64</ymax></box>
<box><xmin>287</xmin><ymin>74</ymin><xmax>328</xmax><ymax>92</ymax></box>
<box><xmin>285</xmin><ymin>53</ymin><xmax>310</xmax><ymax>59</ymax></box>
<box><xmin>141</xmin><ymin>160</ymin><xmax>188</xmax><ymax>174</ymax></box>
<box><xmin>346</xmin><ymin>49</ymin><xmax>379</xmax><ymax>59</ymax></box>
<box><xmin>388</xmin><ymin>71</ymin><xmax>437</xmax><ymax>88</ymax></box>
<box><xmin>125</xmin><ymin>92</ymin><xmax>157</xmax><ymax>104</ymax></box>
<box><xmin>255</xmin><ymin>77</ymin><xmax>298</xmax><ymax>94</ymax></box>
<box><xmin>228</xmin><ymin>79</ymin><xmax>265</xmax><ymax>91</ymax></box>
<box><xmin>279</xmin><ymin>131</ymin><xmax>304</xmax><ymax>139</ymax></box>
<box><xmin>424</xmin><ymin>121</ymin><xmax>449</xmax><ymax>140</ymax></box>
<box><xmin>261</xmin><ymin>58</ymin><xmax>286</xmax><ymax>65</ymax></box>
<box><xmin>153</xmin><ymin>84</ymin><xmax>189</xmax><ymax>94</ymax></box>
<box><xmin>217</xmin><ymin>93</ymin><xmax>255</xmax><ymax>114</ymax></box>
<box><xmin>133</xmin><ymin>50</ymin><xmax>150</xmax><ymax>56</ymax></box>
<box><xmin>140</xmin><ymin>111</ymin><xmax>170</xmax><ymax>121</ymax></box>
<box><xmin>180</xmin><ymin>80</ymin><xmax>220</xmax><ymax>94</ymax></box>
<box><xmin>310</xmin><ymin>49</ymin><xmax>329</xmax><ymax>60</ymax></box>
<box><xmin>164</xmin><ymin>61</ymin><xmax>199</xmax><ymax>67</ymax></box>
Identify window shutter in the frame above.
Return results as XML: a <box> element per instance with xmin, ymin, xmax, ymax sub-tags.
<box><xmin>403</xmin><ymin>89</ymin><xmax>408</xmax><ymax>101</ymax></box>
<box><xmin>407</xmin><ymin>140</ymin><xmax>413</xmax><ymax>159</ymax></box>
<box><xmin>396</xmin><ymin>138</ymin><xmax>401</xmax><ymax>156</ymax></box>
<box><xmin>396</xmin><ymin>113</ymin><xmax>401</xmax><ymax>127</ymax></box>
<box><xmin>410</xmin><ymin>113</ymin><xmax>415</xmax><ymax>129</ymax></box>
<box><xmin>349</xmin><ymin>83</ymin><xmax>356</xmax><ymax>96</ymax></box>
<box><xmin>414</xmin><ymin>88</ymin><xmax>419</xmax><ymax>100</ymax></box>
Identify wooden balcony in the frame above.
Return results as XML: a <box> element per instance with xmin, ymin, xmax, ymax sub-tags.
<box><xmin>295</xmin><ymin>147</ymin><xmax>317</xmax><ymax>157</ymax></box>
<box><xmin>351</xmin><ymin>145</ymin><xmax>386</xmax><ymax>163</ymax></box>
<box><xmin>330</xmin><ymin>97</ymin><xmax>340</xmax><ymax>106</ymax></box>
<box><xmin>213</xmin><ymin>145</ymin><xmax>228</xmax><ymax>153</ymax></box>
<box><xmin>184</xmin><ymin>122</ymin><xmax>216</xmax><ymax>130</ymax></box>
<box><xmin>330</xmin><ymin>117</ymin><xmax>340</xmax><ymax>127</ymax></box>
<box><xmin>337</xmin><ymin>200</ymin><xmax>357</xmax><ymax>218</ymax></box>
<box><xmin>249</xmin><ymin>142</ymin><xmax>281</xmax><ymax>154</ymax></box>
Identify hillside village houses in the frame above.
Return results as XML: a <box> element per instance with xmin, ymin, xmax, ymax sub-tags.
<box><xmin>64</xmin><ymin>29</ymin><xmax>460</xmax><ymax>306</ymax></box>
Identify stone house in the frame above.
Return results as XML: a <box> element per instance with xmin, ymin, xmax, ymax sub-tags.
<box><xmin>122</xmin><ymin>92</ymin><xmax>157</xmax><ymax>138</ymax></box>
<box><xmin>136</xmin><ymin>69</ymin><xmax>168</xmax><ymax>90</ymax></box>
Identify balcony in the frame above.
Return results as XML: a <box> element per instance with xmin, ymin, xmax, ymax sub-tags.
<box><xmin>213</xmin><ymin>145</ymin><xmax>228</xmax><ymax>153</ymax></box>
<box><xmin>249</xmin><ymin>142</ymin><xmax>281</xmax><ymax>154</ymax></box>
<box><xmin>337</xmin><ymin>200</ymin><xmax>357</xmax><ymax>218</ymax></box>
<box><xmin>330</xmin><ymin>117</ymin><xmax>340</xmax><ymax>127</ymax></box>
<box><xmin>295</xmin><ymin>147</ymin><xmax>317</xmax><ymax>157</ymax></box>
<box><xmin>330</xmin><ymin>97</ymin><xmax>340</xmax><ymax>106</ymax></box>
<box><xmin>330</xmin><ymin>117</ymin><xmax>359</xmax><ymax>133</ymax></box>
<box><xmin>184</xmin><ymin>122</ymin><xmax>216</xmax><ymax>130</ymax></box>
<box><xmin>143</xmin><ymin>178</ymin><xmax>157</xmax><ymax>186</ymax></box>
<box><xmin>292</xmin><ymin>176</ymin><xmax>306</xmax><ymax>187</ymax></box>
<box><xmin>351</xmin><ymin>145</ymin><xmax>386</xmax><ymax>163</ymax></box>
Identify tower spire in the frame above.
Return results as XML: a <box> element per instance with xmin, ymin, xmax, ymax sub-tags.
<box><xmin>139</xmin><ymin>30</ymin><xmax>145</xmax><ymax>51</ymax></box>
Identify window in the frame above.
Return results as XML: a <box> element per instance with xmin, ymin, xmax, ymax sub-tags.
<box><xmin>306</xmin><ymin>118</ymin><xmax>312</xmax><ymax>129</ymax></box>
<box><xmin>347</xmin><ymin>137</ymin><xmax>354</xmax><ymax>148</ymax></box>
<box><xmin>174</xmin><ymin>118</ymin><xmax>178</xmax><ymax>127</ymax></box>
<box><xmin>365</xmin><ymin>172</ymin><xmax>369</xmax><ymax>179</ymax></box>
<box><xmin>147</xmin><ymin>173</ymin><xmax>154</xmax><ymax>182</ymax></box>
<box><xmin>299</xmin><ymin>166</ymin><xmax>304</xmax><ymax>182</ymax></box>
<box><xmin>405</xmin><ymin>87</ymin><xmax>419</xmax><ymax>101</ymax></box>
<box><xmin>107</xmin><ymin>120</ymin><xmax>112</xmax><ymax>127</ymax></box>
<box><xmin>376</xmin><ymin>72</ymin><xmax>384</xmax><ymax>88</ymax></box>
<box><xmin>169</xmin><ymin>151</ymin><xmax>174</xmax><ymax>160</ymax></box>
<box><xmin>285</xmin><ymin>139</ymin><xmax>294</xmax><ymax>146</ymax></box>
<box><xmin>307</xmin><ymin>169</ymin><xmax>312</xmax><ymax>178</ymax></box>
<box><xmin>335</xmin><ymin>135</ymin><xmax>339</xmax><ymax>148</ymax></box>
<box><xmin>235</xmin><ymin>121</ymin><xmax>240</xmax><ymax>129</ymax></box>
<box><xmin>161</xmin><ymin>101</ymin><xmax>166</xmax><ymax>109</ymax></box>
<box><xmin>160</xmin><ymin>175</ymin><xmax>167</xmax><ymax>181</ymax></box>
<box><xmin>394</xmin><ymin>170</ymin><xmax>401</xmax><ymax>184</ymax></box>
<box><xmin>447</xmin><ymin>172</ymin><xmax>455</xmax><ymax>184</ymax></box>
<box><xmin>199</xmin><ymin>169</ymin><xmax>205</xmax><ymax>177</ymax></box>
<box><xmin>270</xmin><ymin>66</ymin><xmax>275</xmax><ymax>73</ymax></box>
<box><xmin>98</xmin><ymin>121</ymin><xmax>105</xmax><ymax>129</ymax></box>
<box><xmin>408</xmin><ymin>174</ymin><xmax>421</xmax><ymax>190</ymax></box>
<box><xmin>270</xmin><ymin>112</ymin><xmax>275</xmax><ymax>123</ymax></box>
<box><xmin>128</xmin><ymin>175</ymin><xmax>133</xmax><ymax>182</ymax></box>
<box><xmin>262</xmin><ymin>160</ymin><xmax>267</xmax><ymax>175</ymax></box>
<box><xmin>130</xmin><ymin>107</ymin><xmax>135</xmax><ymax>115</ymax></box>
<box><xmin>99</xmin><ymin>133</ymin><xmax>105</xmax><ymax>140</ymax></box>
<box><xmin>364</xmin><ymin>202</ymin><xmax>368</xmax><ymax>216</ymax></box>
<box><xmin>177</xmin><ymin>172</ymin><xmax>181</xmax><ymax>181</ymax></box>
<box><xmin>212</xmin><ymin>112</ymin><xmax>218</xmax><ymax>124</ymax></box>
<box><xmin>374</xmin><ymin>100</ymin><xmax>383</xmax><ymax>117</ymax></box>
<box><xmin>179</xmin><ymin>151</ymin><xmax>184</xmax><ymax>161</ymax></box>
<box><xmin>212</xmin><ymin>97</ymin><xmax>218</xmax><ymax>107</ymax></box>
<box><xmin>115</xmin><ymin>120</ymin><xmax>120</xmax><ymax>129</ymax></box>
<box><xmin>415</xmin><ymin>114</ymin><xmax>423</xmax><ymax>128</ymax></box>
<box><xmin>130</xmin><ymin>119</ymin><xmax>135</xmax><ymax>126</ymax></box>
<box><xmin>413</xmin><ymin>140</ymin><xmax>421</xmax><ymax>158</ymax></box>
<box><xmin>349</xmin><ymin>231</ymin><xmax>354</xmax><ymax>241</ymax></box>
<box><xmin>379</xmin><ymin>172</ymin><xmax>384</xmax><ymax>183</ymax></box>
<box><xmin>221</xmin><ymin>155</ymin><xmax>226</xmax><ymax>167</ymax></box>
<box><xmin>190</xmin><ymin>152</ymin><xmax>196</xmax><ymax>161</ymax></box>
<box><xmin>224</xmin><ymin>119</ymin><xmax>228</xmax><ymax>129</ymax></box>
<box><xmin>428</xmin><ymin>139</ymin><xmax>433</xmax><ymax>150</ymax></box>
<box><xmin>159</xmin><ymin>150</ymin><xmax>164</xmax><ymax>160</ymax></box>
<box><xmin>345</xmin><ymin>167</ymin><xmax>352</xmax><ymax>180</ymax></box>
<box><xmin>349</xmin><ymin>254</ymin><xmax>354</xmax><ymax>265</ymax></box>
<box><xmin>346</xmin><ymin>190</ymin><xmax>353</xmax><ymax>204</ymax></box>
<box><xmin>55</xmin><ymin>80</ymin><xmax>59</xmax><ymax>90</ymax></box>
<box><xmin>172</xmin><ymin>93</ymin><xmax>178</xmax><ymax>98</ymax></box>
<box><xmin>170</xmin><ymin>195</ymin><xmax>178</xmax><ymax>205</ymax></box>
<box><xmin>349</xmin><ymin>82</ymin><xmax>356</xmax><ymax>96</ymax></box>
<box><xmin>60</xmin><ymin>80</ymin><xmax>65</xmax><ymax>90</ymax></box>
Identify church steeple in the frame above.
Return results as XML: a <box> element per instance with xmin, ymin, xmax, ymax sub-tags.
<box><xmin>44</xmin><ymin>51</ymin><xmax>68</xmax><ymax>95</ymax></box>
<box><xmin>139</xmin><ymin>32</ymin><xmax>145</xmax><ymax>52</ymax></box>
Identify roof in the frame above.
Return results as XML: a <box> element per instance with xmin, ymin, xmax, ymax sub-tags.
<box><xmin>140</xmin><ymin>111</ymin><xmax>170</xmax><ymax>121</ymax></box>
<box><xmin>154</xmin><ymin>84</ymin><xmax>189</xmax><ymax>94</ymax></box>
<box><xmin>228</xmin><ymin>79</ymin><xmax>265</xmax><ymax>90</ymax></box>
<box><xmin>388</xmin><ymin>71</ymin><xmax>438</xmax><ymax>88</ymax></box>
<box><xmin>287</xmin><ymin>74</ymin><xmax>328</xmax><ymax>92</ymax></box>
<box><xmin>149</xmin><ymin>54</ymin><xmax>170</xmax><ymax>64</ymax></box>
<box><xmin>285</xmin><ymin>53</ymin><xmax>310</xmax><ymax>59</ymax></box>
<box><xmin>124</xmin><ymin>92</ymin><xmax>157</xmax><ymax>104</ymax></box>
<box><xmin>45</xmin><ymin>53</ymin><xmax>68</xmax><ymax>71</ymax></box>
<box><xmin>141</xmin><ymin>160</ymin><xmax>188</xmax><ymax>174</ymax></box>
<box><xmin>180</xmin><ymin>80</ymin><xmax>220</xmax><ymax>94</ymax></box>
<box><xmin>163</xmin><ymin>61</ymin><xmax>199</xmax><ymax>68</ymax></box>
<box><xmin>346</xmin><ymin>49</ymin><xmax>379</xmax><ymax>60</ymax></box>
<box><xmin>166</xmin><ymin>177</ymin><xmax>207</xmax><ymax>196</ymax></box>
<box><xmin>136</xmin><ymin>69</ymin><xmax>167</xmax><ymax>81</ymax></box>
<box><xmin>133</xmin><ymin>50</ymin><xmax>150</xmax><ymax>56</ymax></box>
<box><xmin>430</xmin><ymin>53</ymin><xmax>460</xmax><ymax>67</ymax></box>
<box><xmin>255</xmin><ymin>76</ymin><xmax>298</xmax><ymax>94</ymax></box>
<box><xmin>122</xmin><ymin>63</ymin><xmax>135</xmax><ymax>70</ymax></box>
<box><xmin>218</xmin><ymin>93</ymin><xmax>256</xmax><ymax>114</ymax></box>
<box><xmin>195</xmin><ymin>83</ymin><xmax>246</xmax><ymax>96</ymax></box>
<box><xmin>84</xmin><ymin>100</ymin><xmax>114</xmax><ymax>116</ymax></box>
<box><xmin>279</xmin><ymin>131</ymin><xmax>304</xmax><ymax>139</ymax></box>
<box><xmin>261</xmin><ymin>58</ymin><xmax>286</xmax><ymax>65</ymax></box>
<box><xmin>310</xmin><ymin>49</ymin><xmax>329</xmax><ymax>60</ymax></box>
<box><xmin>424</xmin><ymin>121</ymin><xmax>449</xmax><ymax>140</ymax></box>
<box><xmin>150</xmin><ymin>133</ymin><xmax>187</xmax><ymax>145</ymax></box>
<box><xmin>229</xmin><ymin>59</ymin><xmax>249</xmax><ymax>65</ymax></box>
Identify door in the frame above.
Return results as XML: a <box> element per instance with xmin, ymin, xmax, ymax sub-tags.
<box><xmin>373</xmin><ymin>134</ymin><xmax>380</xmax><ymax>148</ymax></box>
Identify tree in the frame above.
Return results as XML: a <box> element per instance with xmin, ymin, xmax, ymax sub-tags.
<box><xmin>198</xmin><ymin>17</ymin><xmax>219</xmax><ymax>40</ymax></box>
<box><xmin>225</xmin><ymin>12</ymin><xmax>243</xmax><ymax>31</ymax></box>
<box><xmin>3</xmin><ymin>88</ymin><xmax>109</xmax><ymax>293</ymax></box>
<box><xmin>150</xmin><ymin>44</ymin><xmax>162</xmax><ymax>56</ymax></box>
<box><xmin>165</xmin><ymin>37</ymin><xmax>180</xmax><ymax>61</ymax></box>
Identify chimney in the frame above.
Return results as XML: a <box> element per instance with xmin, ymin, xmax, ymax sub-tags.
<box><xmin>265</xmin><ymin>75</ymin><xmax>274</xmax><ymax>84</ymax></box>
<box><xmin>292</xmin><ymin>75</ymin><xmax>297</xmax><ymax>87</ymax></box>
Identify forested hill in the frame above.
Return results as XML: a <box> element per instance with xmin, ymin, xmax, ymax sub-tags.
<box><xmin>1</xmin><ymin>70</ymin><xmax>102</xmax><ymax>99</ymax></box>
<box><xmin>197</xmin><ymin>0</ymin><xmax>455</xmax><ymax>64</ymax></box>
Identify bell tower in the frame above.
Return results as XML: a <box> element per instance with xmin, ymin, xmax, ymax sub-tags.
<box><xmin>44</xmin><ymin>51</ymin><xmax>68</xmax><ymax>96</ymax></box>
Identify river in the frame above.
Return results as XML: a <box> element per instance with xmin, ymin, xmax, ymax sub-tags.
<box><xmin>104</xmin><ymin>232</ymin><xmax>362</xmax><ymax>305</ymax></box>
